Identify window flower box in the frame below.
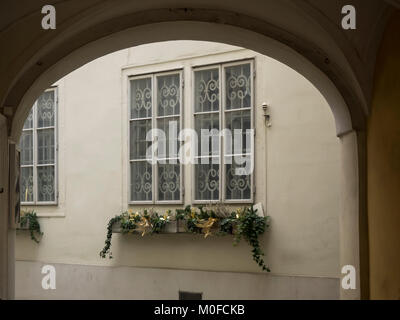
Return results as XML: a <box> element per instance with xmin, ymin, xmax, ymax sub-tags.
<box><xmin>18</xmin><ymin>219</ymin><xmax>30</xmax><ymax>230</ymax></box>
<box><xmin>177</xmin><ymin>219</ymin><xmax>186</xmax><ymax>233</ymax></box>
<box><xmin>16</xmin><ymin>211</ymin><xmax>43</xmax><ymax>243</ymax></box>
<box><xmin>111</xmin><ymin>219</ymin><xmax>178</xmax><ymax>234</ymax></box>
<box><xmin>101</xmin><ymin>204</ymin><xmax>270</xmax><ymax>272</ymax></box>
<box><xmin>111</xmin><ymin>221</ymin><xmax>122</xmax><ymax>233</ymax></box>
<box><xmin>163</xmin><ymin>220</ymin><xmax>178</xmax><ymax>233</ymax></box>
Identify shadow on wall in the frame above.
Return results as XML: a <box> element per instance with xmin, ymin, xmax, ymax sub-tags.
<box><xmin>368</xmin><ymin>10</ymin><xmax>400</xmax><ymax>300</ymax></box>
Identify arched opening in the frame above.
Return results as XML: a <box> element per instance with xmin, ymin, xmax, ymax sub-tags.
<box><xmin>2</xmin><ymin>18</ymin><xmax>366</xmax><ymax>300</ymax></box>
<box><xmin>10</xmin><ymin>21</ymin><xmax>353</xmax><ymax>140</ymax></box>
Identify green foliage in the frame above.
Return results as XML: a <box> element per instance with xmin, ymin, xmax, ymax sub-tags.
<box><xmin>99</xmin><ymin>215</ymin><xmax>122</xmax><ymax>259</ymax></box>
<box><xmin>175</xmin><ymin>205</ymin><xmax>191</xmax><ymax>221</ymax></box>
<box><xmin>233</xmin><ymin>206</ymin><xmax>270</xmax><ymax>272</ymax></box>
<box><xmin>149</xmin><ymin>211</ymin><xmax>169</xmax><ymax>234</ymax></box>
<box><xmin>219</xmin><ymin>213</ymin><xmax>238</xmax><ymax>235</ymax></box>
<box><xmin>99</xmin><ymin>205</ymin><xmax>271</xmax><ymax>272</ymax></box>
<box><xmin>120</xmin><ymin>211</ymin><xmax>139</xmax><ymax>233</ymax></box>
<box><xmin>19</xmin><ymin>211</ymin><xmax>43</xmax><ymax>243</ymax></box>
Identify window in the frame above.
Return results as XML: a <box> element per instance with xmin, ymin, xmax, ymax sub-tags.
<box><xmin>127</xmin><ymin>60</ymin><xmax>254</xmax><ymax>205</ymax></box>
<box><xmin>193</xmin><ymin>61</ymin><xmax>254</xmax><ymax>203</ymax></box>
<box><xmin>129</xmin><ymin>71</ymin><xmax>183</xmax><ymax>203</ymax></box>
<box><xmin>19</xmin><ymin>88</ymin><xmax>58</xmax><ymax>204</ymax></box>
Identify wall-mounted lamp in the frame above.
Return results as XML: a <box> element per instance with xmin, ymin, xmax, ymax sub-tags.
<box><xmin>261</xmin><ymin>102</ymin><xmax>271</xmax><ymax>127</ymax></box>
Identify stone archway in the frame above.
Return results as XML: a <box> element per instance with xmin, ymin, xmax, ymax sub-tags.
<box><xmin>1</xmin><ymin>5</ymin><xmax>370</xmax><ymax>300</ymax></box>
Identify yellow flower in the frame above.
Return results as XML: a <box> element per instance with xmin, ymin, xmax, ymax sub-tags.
<box><xmin>236</xmin><ymin>208</ymin><xmax>242</xmax><ymax>219</ymax></box>
<box><xmin>191</xmin><ymin>207</ymin><xmax>197</xmax><ymax>218</ymax></box>
<box><xmin>137</xmin><ymin>216</ymin><xmax>151</xmax><ymax>236</ymax></box>
<box><xmin>196</xmin><ymin>217</ymin><xmax>217</xmax><ymax>238</ymax></box>
<box><xmin>164</xmin><ymin>210</ymin><xmax>171</xmax><ymax>220</ymax></box>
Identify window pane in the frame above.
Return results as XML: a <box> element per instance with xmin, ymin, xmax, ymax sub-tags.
<box><xmin>37</xmin><ymin>165</ymin><xmax>55</xmax><ymax>202</ymax></box>
<box><xmin>157</xmin><ymin>74</ymin><xmax>180</xmax><ymax>116</ymax></box>
<box><xmin>225</xmin><ymin>155</ymin><xmax>251</xmax><ymax>200</ymax></box>
<box><xmin>225</xmin><ymin>64</ymin><xmax>251</xmax><ymax>110</ymax></box>
<box><xmin>130</xmin><ymin>78</ymin><xmax>152</xmax><ymax>119</ymax></box>
<box><xmin>130</xmin><ymin>161</ymin><xmax>152</xmax><ymax>201</ymax></box>
<box><xmin>20</xmin><ymin>131</ymin><xmax>33</xmax><ymax>165</ymax></box>
<box><xmin>195</xmin><ymin>113</ymin><xmax>220</xmax><ymax>157</ymax></box>
<box><xmin>156</xmin><ymin>117</ymin><xmax>179</xmax><ymax>159</ymax></box>
<box><xmin>37</xmin><ymin>128</ymin><xmax>55</xmax><ymax>165</ymax></box>
<box><xmin>194</xmin><ymin>68</ymin><xmax>219</xmax><ymax>113</ymax></box>
<box><xmin>158</xmin><ymin>163</ymin><xmax>180</xmax><ymax>201</ymax></box>
<box><xmin>195</xmin><ymin>162</ymin><xmax>219</xmax><ymax>201</ymax></box>
<box><xmin>20</xmin><ymin>167</ymin><xmax>33</xmax><ymax>202</ymax></box>
<box><xmin>37</xmin><ymin>90</ymin><xmax>55</xmax><ymax>127</ymax></box>
<box><xmin>130</xmin><ymin>119</ymin><xmax>152</xmax><ymax>160</ymax></box>
<box><xmin>23</xmin><ymin>109</ymin><xmax>33</xmax><ymax>129</ymax></box>
<box><xmin>225</xmin><ymin>110</ymin><xmax>251</xmax><ymax>155</ymax></box>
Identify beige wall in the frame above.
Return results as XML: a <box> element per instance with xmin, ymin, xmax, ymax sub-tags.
<box><xmin>368</xmin><ymin>11</ymin><xmax>400</xmax><ymax>300</ymax></box>
<box><xmin>16</xmin><ymin>260</ymin><xmax>339</xmax><ymax>300</ymax></box>
<box><xmin>16</xmin><ymin>41</ymin><xmax>341</xmax><ymax>298</ymax></box>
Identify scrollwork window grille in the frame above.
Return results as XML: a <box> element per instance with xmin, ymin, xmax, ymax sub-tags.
<box><xmin>193</xmin><ymin>61</ymin><xmax>254</xmax><ymax>202</ymax></box>
<box><xmin>19</xmin><ymin>88</ymin><xmax>58</xmax><ymax>204</ymax></box>
<box><xmin>129</xmin><ymin>71</ymin><xmax>183</xmax><ymax>203</ymax></box>
<box><xmin>194</xmin><ymin>67</ymin><xmax>221</xmax><ymax>201</ymax></box>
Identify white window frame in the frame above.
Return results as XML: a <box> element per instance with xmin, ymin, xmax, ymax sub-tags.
<box><xmin>128</xmin><ymin>69</ymin><xmax>184</xmax><ymax>205</ymax></box>
<box><xmin>192</xmin><ymin>59</ymin><xmax>255</xmax><ymax>204</ymax></box>
<box><xmin>20</xmin><ymin>87</ymin><xmax>58</xmax><ymax>206</ymax></box>
<box><xmin>191</xmin><ymin>64</ymin><xmax>222</xmax><ymax>204</ymax></box>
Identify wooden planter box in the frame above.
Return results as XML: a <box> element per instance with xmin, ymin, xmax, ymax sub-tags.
<box><xmin>111</xmin><ymin>218</ymin><xmax>240</xmax><ymax>236</ymax></box>
<box><xmin>17</xmin><ymin>219</ymin><xmax>30</xmax><ymax>230</ymax></box>
<box><xmin>176</xmin><ymin>220</ymin><xmax>222</xmax><ymax>235</ymax></box>
<box><xmin>163</xmin><ymin>220</ymin><xmax>178</xmax><ymax>233</ymax></box>
<box><xmin>177</xmin><ymin>219</ymin><xmax>187</xmax><ymax>233</ymax></box>
<box><xmin>112</xmin><ymin>220</ymin><xmax>181</xmax><ymax>234</ymax></box>
<box><xmin>111</xmin><ymin>221</ymin><xmax>122</xmax><ymax>233</ymax></box>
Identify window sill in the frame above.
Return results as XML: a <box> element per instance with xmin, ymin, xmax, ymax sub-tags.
<box><xmin>21</xmin><ymin>204</ymin><xmax>65</xmax><ymax>218</ymax></box>
<box><xmin>21</xmin><ymin>202</ymin><xmax>58</xmax><ymax>206</ymax></box>
<box><xmin>192</xmin><ymin>200</ymin><xmax>254</xmax><ymax>205</ymax></box>
<box><xmin>35</xmin><ymin>212</ymin><xmax>65</xmax><ymax>218</ymax></box>
<box><xmin>128</xmin><ymin>201</ymin><xmax>184</xmax><ymax>205</ymax></box>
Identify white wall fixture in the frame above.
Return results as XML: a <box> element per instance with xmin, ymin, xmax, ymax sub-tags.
<box><xmin>261</xmin><ymin>102</ymin><xmax>271</xmax><ymax>127</ymax></box>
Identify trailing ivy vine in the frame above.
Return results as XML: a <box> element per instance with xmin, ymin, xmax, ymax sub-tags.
<box><xmin>233</xmin><ymin>206</ymin><xmax>270</xmax><ymax>272</ymax></box>
<box><xmin>99</xmin><ymin>205</ymin><xmax>271</xmax><ymax>272</ymax></box>
<box><xmin>99</xmin><ymin>215</ymin><xmax>122</xmax><ymax>259</ymax></box>
<box><xmin>19</xmin><ymin>211</ymin><xmax>43</xmax><ymax>243</ymax></box>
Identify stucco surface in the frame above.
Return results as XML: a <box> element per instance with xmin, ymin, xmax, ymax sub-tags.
<box><xmin>15</xmin><ymin>43</ymin><xmax>341</xmax><ymax>300</ymax></box>
<box><xmin>15</xmin><ymin>260</ymin><xmax>340</xmax><ymax>300</ymax></box>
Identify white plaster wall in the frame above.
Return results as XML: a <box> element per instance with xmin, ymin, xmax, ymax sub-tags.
<box><xmin>16</xmin><ymin>260</ymin><xmax>339</xmax><ymax>300</ymax></box>
<box><xmin>15</xmin><ymin>41</ymin><xmax>341</xmax><ymax>298</ymax></box>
